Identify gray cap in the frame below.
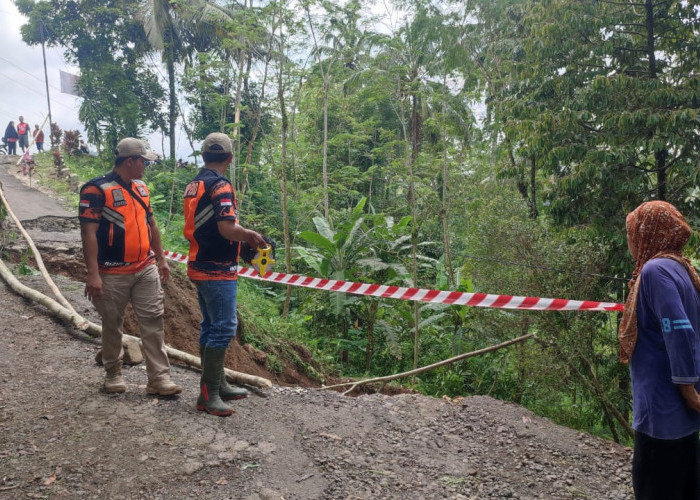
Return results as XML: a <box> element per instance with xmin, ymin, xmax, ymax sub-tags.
<box><xmin>202</xmin><ymin>132</ymin><xmax>233</xmax><ymax>154</ymax></box>
<box><xmin>115</xmin><ymin>138</ymin><xmax>158</xmax><ymax>161</ymax></box>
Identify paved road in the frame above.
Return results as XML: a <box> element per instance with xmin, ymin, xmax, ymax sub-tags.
<box><xmin>0</xmin><ymin>155</ymin><xmax>80</xmax><ymax>244</ymax></box>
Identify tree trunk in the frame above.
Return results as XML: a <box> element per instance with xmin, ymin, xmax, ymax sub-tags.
<box><xmin>232</xmin><ymin>49</ymin><xmax>246</xmax><ymax>193</ymax></box>
<box><xmin>167</xmin><ymin>43</ymin><xmax>177</xmax><ymax>164</ymax></box>
<box><xmin>440</xmin><ymin>74</ymin><xmax>455</xmax><ymax>287</ymax></box>
<box><xmin>304</xmin><ymin>4</ymin><xmax>331</xmax><ymax>219</ymax></box>
<box><xmin>365</xmin><ymin>299</ymin><xmax>379</xmax><ymax>371</ymax></box>
<box><xmin>644</xmin><ymin>0</ymin><xmax>667</xmax><ymax>201</ymax></box>
<box><xmin>325</xmin><ymin>334</ymin><xmax>535</xmax><ymax>395</ymax></box>
<box><xmin>240</xmin><ymin>50</ymin><xmax>271</xmax><ymax>206</ymax></box>
<box><xmin>276</xmin><ymin>9</ymin><xmax>293</xmax><ymax>318</ymax></box>
<box><xmin>533</xmin><ymin>337</ymin><xmax>633</xmax><ymax>442</ymax></box>
<box><xmin>322</xmin><ymin>81</ymin><xmax>330</xmax><ymax>219</ymax></box>
<box><xmin>529</xmin><ymin>155</ymin><xmax>538</xmax><ymax>219</ymax></box>
<box><xmin>409</xmin><ymin>94</ymin><xmax>420</xmax><ymax>371</ymax></box>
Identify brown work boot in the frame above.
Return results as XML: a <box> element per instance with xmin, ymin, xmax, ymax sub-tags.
<box><xmin>146</xmin><ymin>377</ymin><xmax>183</xmax><ymax>396</ymax></box>
<box><xmin>104</xmin><ymin>367</ymin><xmax>126</xmax><ymax>394</ymax></box>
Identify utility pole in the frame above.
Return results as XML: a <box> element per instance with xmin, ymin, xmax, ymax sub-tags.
<box><xmin>40</xmin><ymin>20</ymin><xmax>54</xmax><ymax>147</ymax></box>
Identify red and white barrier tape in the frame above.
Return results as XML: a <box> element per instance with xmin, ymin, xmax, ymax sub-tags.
<box><xmin>164</xmin><ymin>251</ymin><xmax>624</xmax><ymax>312</ymax></box>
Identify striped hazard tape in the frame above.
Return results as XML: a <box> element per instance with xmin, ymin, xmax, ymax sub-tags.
<box><xmin>163</xmin><ymin>250</ymin><xmax>624</xmax><ymax>312</ymax></box>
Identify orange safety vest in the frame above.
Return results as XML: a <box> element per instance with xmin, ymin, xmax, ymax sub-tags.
<box><xmin>79</xmin><ymin>171</ymin><xmax>154</xmax><ymax>274</ymax></box>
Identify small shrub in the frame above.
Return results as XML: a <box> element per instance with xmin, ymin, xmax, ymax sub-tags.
<box><xmin>50</xmin><ymin>122</ymin><xmax>62</xmax><ymax>147</ymax></box>
<box><xmin>63</xmin><ymin>130</ymin><xmax>81</xmax><ymax>155</ymax></box>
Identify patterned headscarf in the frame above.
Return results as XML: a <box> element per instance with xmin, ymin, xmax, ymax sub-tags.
<box><xmin>618</xmin><ymin>201</ymin><xmax>700</xmax><ymax>363</ymax></box>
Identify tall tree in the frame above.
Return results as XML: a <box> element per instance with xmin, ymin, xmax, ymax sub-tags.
<box><xmin>16</xmin><ymin>0</ymin><xmax>166</xmax><ymax>149</ymax></box>
<box><xmin>139</xmin><ymin>0</ymin><xmax>240</xmax><ymax>162</ymax></box>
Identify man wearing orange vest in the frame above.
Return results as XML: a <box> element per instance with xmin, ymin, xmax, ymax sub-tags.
<box><xmin>183</xmin><ymin>132</ymin><xmax>265</xmax><ymax>416</ymax></box>
<box><xmin>79</xmin><ymin>138</ymin><xmax>182</xmax><ymax>396</ymax></box>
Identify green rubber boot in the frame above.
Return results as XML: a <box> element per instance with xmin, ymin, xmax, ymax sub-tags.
<box><xmin>196</xmin><ymin>347</ymin><xmax>233</xmax><ymax>417</ymax></box>
<box><xmin>201</xmin><ymin>345</ymin><xmax>248</xmax><ymax>401</ymax></box>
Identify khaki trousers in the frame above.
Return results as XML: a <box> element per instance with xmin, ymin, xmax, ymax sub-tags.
<box><xmin>93</xmin><ymin>264</ymin><xmax>171</xmax><ymax>382</ymax></box>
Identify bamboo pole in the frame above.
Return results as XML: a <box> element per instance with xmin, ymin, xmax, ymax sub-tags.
<box><xmin>0</xmin><ymin>176</ymin><xmax>271</xmax><ymax>388</ymax></box>
<box><xmin>0</xmin><ymin>258</ymin><xmax>272</xmax><ymax>388</ymax></box>
<box><xmin>322</xmin><ymin>333</ymin><xmax>535</xmax><ymax>395</ymax></box>
<box><xmin>0</xmin><ymin>258</ymin><xmax>98</xmax><ymax>334</ymax></box>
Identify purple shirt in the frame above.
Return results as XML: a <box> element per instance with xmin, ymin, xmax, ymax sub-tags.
<box><xmin>631</xmin><ymin>258</ymin><xmax>700</xmax><ymax>439</ymax></box>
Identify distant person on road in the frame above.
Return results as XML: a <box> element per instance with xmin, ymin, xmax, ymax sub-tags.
<box><xmin>79</xmin><ymin>137</ymin><xmax>182</xmax><ymax>397</ymax></box>
<box><xmin>33</xmin><ymin>125</ymin><xmax>44</xmax><ymax>152</ymax></box>
<box><xmin>619</xmin><ymin>201</ymin><xmax>700</xmax><ymax>500</ymax></box>
<box><xmin>16</xmin><ymin>116</ymin><xmax>30</xmax><ymax>153</ymax></box>
<box><xmin>3</xmin><ymin>121</ymin><xmax>18</xmax><ymax>155</ymax></box>
<box><xmin>183</xmin><ymin>132</ymin><xmax>266</xmax><ymax>417</ymax></box>
<box><xmin>79</xmin><ymin>140</ymin><xmax>89</xmax><ymax>154</ymax></box>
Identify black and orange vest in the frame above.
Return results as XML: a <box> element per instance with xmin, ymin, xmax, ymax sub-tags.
<box><xmin>79</xmin><ymin>171</ymin><xmax>154</xmax><ymax>274</ymax></box>
<box><xmin>183</xmin><ymin>168</ymin><xmax>239</xmax><ymax>281</ymax></box>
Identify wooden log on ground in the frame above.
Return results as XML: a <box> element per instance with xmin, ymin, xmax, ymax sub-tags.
<box><xmin>322</xmin><ymin>333</ymin><xmax>535</xmax><ymax>395</ymax></box>
<box><xmin>0</xmin><ymin>258</ymin><xmax>272</xmax><ymax>389</ymax></box>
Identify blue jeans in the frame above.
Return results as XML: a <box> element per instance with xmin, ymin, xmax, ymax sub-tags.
<box><xmin>196</xmin><ymin>280</ymin><xmax>238</xmax><ymax>349</ymax></box>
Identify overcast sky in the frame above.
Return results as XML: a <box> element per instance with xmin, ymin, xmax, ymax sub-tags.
<box><xmin>0</xmin><ymin>0</ymin><xmax>84</xmax><ymax>144</ymax></box>
<box><xmin>0</xmin><ymin>0</ymin><xmax>193</xmax><ymax>158</ymax></box>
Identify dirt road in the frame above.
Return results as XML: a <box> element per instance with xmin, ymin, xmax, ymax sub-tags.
<box><xmin>0</xmin><ymin>157</ymin><xmax>634</xmax><ymax>499</ymax></box>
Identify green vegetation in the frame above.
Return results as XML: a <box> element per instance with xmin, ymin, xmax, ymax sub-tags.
<box><xmin>15</xmin><ymin>0</ymin><xmax>700</xmax><ymax>445</ymax></box>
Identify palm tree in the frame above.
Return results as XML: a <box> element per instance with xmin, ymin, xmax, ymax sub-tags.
<box><xmin>138</xmin><ymin>0</ymin><xmax>237</xmax><ymax>162</ymax></box>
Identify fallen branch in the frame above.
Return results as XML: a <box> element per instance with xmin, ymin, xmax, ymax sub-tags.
<box><xmin>0</xmin><ymin>258</ymin><xmax>98</xmax><ymax>335</ymax></box>
<box><xmin>164</xmin><ymin>345</ymin><xmax>272</xmax><ymax>389</ymax></box>
<box><xmin>0</xmin><ymin>258</ymin><xmax>272</xmax><ymax>389</ymax></box>
<box><xmin>0</xmin><ymin>180</ymin><xmax>82</xmax><ymax>320</ymax></box>
<box><xmin>322</xmin><ymin>333</ymin><xmax>535</xmax><ymax>395</ymax></box>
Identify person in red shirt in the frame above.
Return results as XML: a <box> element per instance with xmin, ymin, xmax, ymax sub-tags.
<box><xmin>33</xmin><ymin>125</ymin><xmax>44</xmax><ymax>152</ymax></box>
<box><xmin>16</xmin><ymin>116</ymin><xmax>30</xmax><ymax>153</ymax></box>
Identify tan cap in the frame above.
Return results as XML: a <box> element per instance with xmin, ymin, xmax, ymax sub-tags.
<box><xmin>202</xmin><ymin>132</ymin><xmax>233</xmax><ymax>154</ymax></box>
<box><xmin>114</xmin><ymin>138</ymin><xmax>158</xmax><ymax>161</ymax></box>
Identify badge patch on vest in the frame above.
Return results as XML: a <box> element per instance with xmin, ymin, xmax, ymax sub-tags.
<box><xmin>136</xmin><ymin>185</ymin><xmax>148</xmax><ymax>197</ymax></box>
<box><xmin>184</xmin><ymin>181</ymin><xmax>199</xmax><ymax>198</ymax></box>
<box><xmin>112</xmin><ymin>188</ymin><xmax>127</xmax><ymax>207</ymax></box>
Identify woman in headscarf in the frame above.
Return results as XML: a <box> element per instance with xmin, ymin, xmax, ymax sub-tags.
<box><xmin>3</xmin><ymin>121</ymin><xmax>18</xmax><ymax>155</ymax></box>
<box><xmin>619</xmin><ymin>201</ymin><xmax>700</xmax><ymax>500</ymax></box>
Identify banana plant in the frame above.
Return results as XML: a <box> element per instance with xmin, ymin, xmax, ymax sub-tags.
<box><xmin>295</xmin><ymin>196</ymin><xmax>367</xmax><ymax>284</ymax></box>
<box><xmin>294</xmin><ymin>197</ymin><xmax>368</xmax><ymax>363</ymax></box>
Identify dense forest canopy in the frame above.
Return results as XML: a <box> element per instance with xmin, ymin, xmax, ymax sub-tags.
<box><xmin>14</xmin><ymin>0</ymin><xmax>700</xmax><ymax>442</ymax></box>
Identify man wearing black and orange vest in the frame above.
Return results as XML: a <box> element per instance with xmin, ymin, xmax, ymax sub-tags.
<box><xmin>183</xmin><ymin>132</ymin><xmax>265</xmax><ymax>416</ymax></box>
<box><xmin>79</xmin><ymin>138</ymin><xmax>182</xmax><ymax>396</ymax></box>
